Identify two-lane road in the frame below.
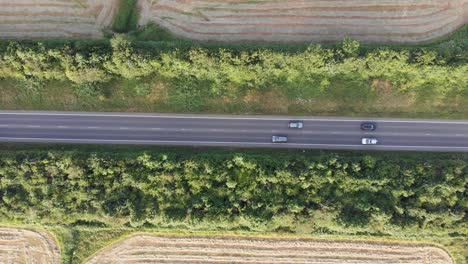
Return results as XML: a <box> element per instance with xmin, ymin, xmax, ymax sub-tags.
<box><xmin>1</xmin><ymin>111</ymin><xmax>468</xmax><ymax>152</ymax></box>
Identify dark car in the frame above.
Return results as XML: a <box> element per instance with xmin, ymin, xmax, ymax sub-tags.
<box><xmin>361</xmin><ymin>122</ymin><xmax>376</xmax><ymax>131</ymax></box>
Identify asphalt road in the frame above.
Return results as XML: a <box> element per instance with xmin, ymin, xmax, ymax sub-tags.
<box><xmin>1</xmin><ymin>111</ymin><xmax>468</xmax><ymax>152</ymax></box>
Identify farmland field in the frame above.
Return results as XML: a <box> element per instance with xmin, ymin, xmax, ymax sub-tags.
<box><xmin>86</xmin><ymin>234</ymin><xmax>454</xmax><ymax>264</ymax></box>
<box><xmin>138</xmin><ymin>0</ymin><xmax>468</xmax><ymax>43</ymax></box>
<box><xmin>0</xmin><ymin>227</ymin><xmax>60</xmax><ymax>263</ymax></box>
<box><xmin>0</xmin><ymin>0</ymin><xmax>117</xmax><ymax>38</ymax></box>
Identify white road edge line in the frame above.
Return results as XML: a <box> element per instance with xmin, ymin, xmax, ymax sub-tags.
<box><xmin>1</xmin><ymin>137</ymin><xmax>468</xmax><ymax>149</ymax></box>
<box><xmin>2</xmin><ymin>112</ymin><xmax>468</xmax><ymax>124</ymax></box>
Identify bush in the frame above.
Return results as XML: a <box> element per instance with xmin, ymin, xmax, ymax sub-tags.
<box><xmin>0</xmin><ymin>149</ymin><xmax>466</xmax><ymax>231</ymax></box>
<box><xmin>0</xmin><ymin>35</ymin><xmax>466</xmax><ymax>116</ymax></box>
<box><xmin>341</xmin><ymin>37</ymin><xmax>360</xmax><ymax>57</ymax></box>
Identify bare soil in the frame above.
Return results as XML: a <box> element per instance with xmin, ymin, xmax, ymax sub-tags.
<box><xmin>86</xmin><ymin>234</ymin><xmax>454</xmax><ymax>264</ymax></box>
<box><xmin>0</xmin><ymin>0</ymin><xmax>118</xmax><ymax>38</ymax></box>
<box><xmin>138</xmin><ymin>0</ymin><xmax>468</xmax><ymax>43</ymax></box>
<box><xmin>0</xmin><ymin>227</ymin><xmax>60</xmax><ymax>264</ymax></box>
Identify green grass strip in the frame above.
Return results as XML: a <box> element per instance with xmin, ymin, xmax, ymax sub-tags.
<box><xmin>112</xmin><ymin>0</ymin><xmax>139</xmax><ymax>33</ymax></box>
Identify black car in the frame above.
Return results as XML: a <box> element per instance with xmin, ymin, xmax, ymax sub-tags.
<box><xmin>361</xmin><ymin>122</ymin><xmax>376</xmax><ymax>131</ymax></box>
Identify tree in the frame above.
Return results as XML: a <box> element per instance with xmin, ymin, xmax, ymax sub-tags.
<box><xmin>341</xmin><ymin>37</ymin><xmax>360</xmax><ymax>58</ymax></box>
<box><xmin>105</xmin><ymin>35</ymin><xmax>157</xmax><ymax>79</ymax></box>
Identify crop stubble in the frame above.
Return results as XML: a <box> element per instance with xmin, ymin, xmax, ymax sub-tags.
<box><xmin>138</xmin><ymin>0</ymin><xmax>468</xmax><ymax>43</ymax></box>
<box><xmin>0</xmin><ymin>0</ymin><xmax>118</xmax><ymax>38</ymax></box>
<box><xmin>86</xmin><ymin>234</ymin><xmax>454</xmax><ymax>264</ymax></box>
<box><xmin>0</xmin><ymin>227</ymin><xmax>59</xmax><ymax>264</ymax></box>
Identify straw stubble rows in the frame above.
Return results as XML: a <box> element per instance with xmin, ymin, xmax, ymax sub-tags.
<box><xmin>138</xmin><ymin>0</ymin><xmax>468</xmax><ymax>43</ymax></box>
<box><xmin>0</xmin><ymin>0</ymin><xmax>117</xmax><ymax>38</ymax></box>
<box><xmin>86</xmin><ymin>234</ymin><xmax>454</xmax><ymax>264</ymax></box>
<box><xmin>0</xmin><ymin>227</ymin><xmax>60</xmax><ymax>264</ymax></box>
<box><xmin>1</xmin><ymin>0</ymin><xmax>466</xmax><ymax>42</ymax></box>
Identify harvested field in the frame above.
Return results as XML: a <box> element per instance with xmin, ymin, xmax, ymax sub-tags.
<box><xmin>0</xmin><ymin>0</ymin><xmax>118</xmax><ymax>38</ymax></box>
<box><xmin>0</xmin><ymin>227</ymin><xmax>60</xmax><ymax>263</ymax></box>
<box><xmin>86</xmin><ymin>234</ymin><xmax>454</xmax><ymax>264</ymax></box>
<box><xmin>138</xmin><ymin>0</ymin><xmax>468</xmax><ymax>43</ymax></box>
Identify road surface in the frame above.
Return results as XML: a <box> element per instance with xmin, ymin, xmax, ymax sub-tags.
<box><xmin>0</xmin><ymin>111</ymin><xmax>467</xmax><ymax>152</ymax></box>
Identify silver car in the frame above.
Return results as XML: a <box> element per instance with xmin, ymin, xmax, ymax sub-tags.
<box><xmin>272</xmin><ymin>135</ymin><xmax>288</xmax><ymax>143</ymax></box>
<box><xmin>361</xmin><ymin>138</ymin><xmax>378</xmax><ymax>145</ymax></box>
<box><xmin>288</xmin><ymin>121</ymin><xmax>304</xmax><ymax>129</ymax></box>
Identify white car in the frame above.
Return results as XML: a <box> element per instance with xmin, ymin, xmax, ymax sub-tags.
<box><xmin>361</xmin><ymin>138</ymin><xmax>378</xmax><ymax>145</ymax></box>
<box><xmin>272</xmin><ymin>136</ymin><xmax>288</xmax><ymax>143</ymax></box>
<box><xmin>288</xmin><ymin>121</ymin><xmax>304</xmax><ymax>129</ymax></box>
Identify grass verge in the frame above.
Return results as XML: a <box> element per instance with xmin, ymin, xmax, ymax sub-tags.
<box><xmin>112</xmin><ymin>0</ymin><xmax>139</xmax><ymax>33</ymax></box>
<box><xmin>1</xmin><ymin>76</ymin><xmax>468</xmax><ymax>119</ymax></box>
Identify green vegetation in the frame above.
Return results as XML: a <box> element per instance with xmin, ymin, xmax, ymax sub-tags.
<box><xmin>0</xmin><ymin>28</ymin><xmax>467</xmax><ymax>117</ymax></box>
<box><xmin>0</xmin><ymin>145</ymin><xmax>466</xmax><ymax>262</ymax></box>
<box><xmin>112</xmin><ymin>0</ymin><xmax>139</xmax><ymax>33</ymax></box>
<box><xmin>131</xmin><ymin>23</ymin><xmax>468</xmax><ymax>56</ymax></box>
<box><xmin>0</xmin><ymin>23</ymin><xmax>467</xmax><ymax>263</ymax></box>
<box><xmin>131</xmin><ymin>23</ymin><xmax>180</xmax><ymax>42</ymax></box>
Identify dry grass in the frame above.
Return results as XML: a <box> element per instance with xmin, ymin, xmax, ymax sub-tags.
<box><xmin>0</xmin><ymin>227</ymin><xmax>60</xmax><ymax>264</ymax></box>
<box><xmin>371</xmin><ymin>79</ymin><xmax>416</xmax><ymax>113</ymax></box>
<box><xmin>243</xmin><ymin>89</ymin><xmax>289</xmax><ymax>113</ymax></box>
<box><xmin>0</xmin><ymin>0</ymin><xmax>118</xmax><ymax>39</ymax></box>
<box><xmin>86</xmin><ymin>234</ymin><xmax>454</xmax><ymax>264</ymax></box>
<box><xmin>137</xmin><ymin>0</ymin><xmax>468</xmax><ymax>43</ymax></box>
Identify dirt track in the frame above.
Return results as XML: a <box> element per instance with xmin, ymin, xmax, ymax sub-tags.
<box><xmin>86</xmin><ymin>234</ymin><xmax>454</xmax><ymax>264</ymax></box>
<box><xmin>138</xmin><ymin>0</ymin><xmax>468</xmax><ymax>43</ymax></box>
<box><xmin>0</xmin><ymin>227</ymin><xmax>60</xmax><ymax>264</ymax></box>
<box><xmin>0</xmin><ymin>0</ymin><xmax>117</xmax><ymax>38</ymax></box>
